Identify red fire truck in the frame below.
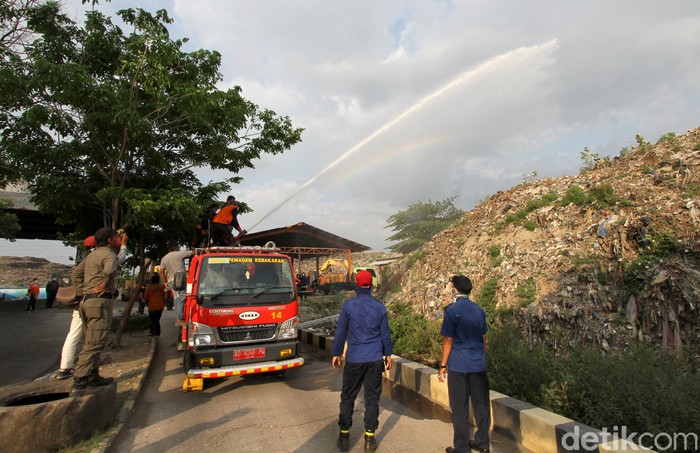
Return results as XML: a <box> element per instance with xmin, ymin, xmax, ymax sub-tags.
<box><xmin>173</xmin><ymin>243</ymin><xmax>304</xmax><ymax>391</ymax></box>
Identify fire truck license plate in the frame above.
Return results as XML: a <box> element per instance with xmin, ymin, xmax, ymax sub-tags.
<box><xmin>234</xmin><ymin>347</ymin><xmax>266</xmax><ymax>360</ymax></box>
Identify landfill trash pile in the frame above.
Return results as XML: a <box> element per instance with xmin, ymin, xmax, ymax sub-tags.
<box><xmin>382</xmin><ymin>127</ymin><xmax>700</xmax><ymax>359</ymax></box>
<box><xmin>0</xmin><ymin>256</ymin><xmax>72</xmax><ymax>288</ymax></box>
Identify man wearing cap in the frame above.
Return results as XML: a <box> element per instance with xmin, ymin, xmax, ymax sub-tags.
<box><xmin>56</xmin><ymin>233</ymin><xmax>128</xmax><ymax>380</ymax></box>
<box><xmin>331</xmin><ymin>270</ymin><xmax>393</xmax><ymax>452</ymax></box>
<box><xmin>438</xmin><ymin>275</ymin><xmax>491</xmax><ymax>453</ymax></box>
<box><xmin>71</xmin><ymin>227</ymin><xmax>124</xmax><ymax>393</ymax></box>
<box><xmin>210</xmin><ymin>195</ymin><xmax>246</xmax><ymax>246</ymax></box>
<box><xmin>159</xmin><ymin>241</ymin><xmax>195</xmax><ymax>327</ymax></box>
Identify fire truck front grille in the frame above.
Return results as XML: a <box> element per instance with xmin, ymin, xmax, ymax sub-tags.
<box><xmin>218</xmin><ymin>326</ymin><xmax>276</xmax><ymax>342</ymax></box>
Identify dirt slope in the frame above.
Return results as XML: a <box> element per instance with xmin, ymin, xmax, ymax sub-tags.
<box><xmin>382</xmin><ymin>127</ymin><xmax>700</xmax><ymax>357</ymax></box>
<box><xmin>0</xmin><ymin>256</ymin><xmax>73</xmax><ymax>288</ymax></box>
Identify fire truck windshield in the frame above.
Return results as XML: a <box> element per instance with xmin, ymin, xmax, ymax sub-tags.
<box><xmin>196</xmin><ymin>256</ymin><xmax>295</xmax><ymax>305</ymax></box>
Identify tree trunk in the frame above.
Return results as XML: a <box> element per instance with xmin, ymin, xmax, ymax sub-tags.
<box><xmin>114</xmin><ymin>229</ymin><xmax>149</xmax><ymax>346</ymax></box>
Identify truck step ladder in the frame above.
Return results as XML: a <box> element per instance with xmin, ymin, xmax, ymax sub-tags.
<box><xmin>182</xmin><ymin>377</ymin><xmax>204</xmax><ymax>392</ymax></box>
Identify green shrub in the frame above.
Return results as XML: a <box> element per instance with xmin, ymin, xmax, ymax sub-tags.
<box><xmin>406</xmin><ymin>251</ymin><xmax>426</xmax><ymax>270</ymax></box>
<box><xmin>561</xmin><ymin>184</ymin><xmax>632</xmax><ymax>209</ymax></box>
<box><xmin>568</xmin><ymin>253</ymin><xmax>599</xmax><ymax>269</ymax></box>
<box><xmin>486</xmin><ymin>323</ymin><xmax>560</xmax><ymax>406</ymax></box>
<box><xmin>388</xmin><ymin>301</ymin><xmax>442</xmax><ymax>364</ymax></box>
<box><xmin>588</xmin><ymin>183</ymin><xmax>633</xmax><ymax>209</ymax></box>
<box><xmin>516</xmin><ymin>276</ymin><xmax>536</xmax><ymax>307</ymax></box>
<box><xmin>622</xmin><ymin>232</ymin><xmax>686</xmax><ymax>294</ymax></box>
<box><xmin>504</xmin><ymin>192</ymin><xmax>557</xmax><ymax>228</ymax></box>
<box><xmin>561</xmin><ymin>185</ymin><xmax>590</xmax><ymax>206</ymax></box>
<box><xmin>657</xmin><ymin>132</ymin><xmax>677</xmax><ymax>144</ymax></box>
<box><xmin>488</xmin><ymin>245</ymin><xmax>503</xmax><ymax>267</ymax></box>
<box><xmin>485</xmin><ymin>323</ymin><xmax>700</xmax><ymax>449</ymax></box>
<box><xmin>476</xmin><ymin>278</ymin><xmax>499</xmax><ymax>323</ymax></box>
<box><xmin>580</xmin><ymin>147</ymin><xmax>611</xmax><ymax>171</ymax></box>
<box><xmin>684</xmin><ymin>182</ymin><xmax>700</xmax><ymax>199</ymax></box>
<box><xmin>523</xmin><ymin>220</ymin><xmax>536</xmax><ymax>231</ymax></box>
<box><xmin>635</xmin><ymin>134</ymin><xmax>652</xmax><ymax>153</ymax></box>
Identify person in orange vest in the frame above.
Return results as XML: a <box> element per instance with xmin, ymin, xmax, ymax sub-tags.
<box><xmin>144</xmin><ymin>274</ymin><xmax>166</xmax><ymax>336</ymax></box>
<box><xmin>26</xmin><ymin>278</ymin><xmax>40</xmax><ymax>312</ymax></box>
<box><xmin>210</xmin><ymin>195</ymin><xmax>246</xmax><ymax>246</ymax></box>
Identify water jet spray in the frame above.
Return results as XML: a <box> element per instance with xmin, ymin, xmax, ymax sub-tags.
<box><xmin>248</xmin><ymin>39</ymin><xmax>558</xmax><ymax>232</ymax></box>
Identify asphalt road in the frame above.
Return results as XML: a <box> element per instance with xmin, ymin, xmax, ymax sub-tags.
<box><xmin>0</xmin><ymin>300</ymin><xmax>530</xmax><ymax>452</ymax></box>
<box><xmin>0</xmin><ymin>298</ymin><xmax>72</xmax><ymax>386</ymax></box>
<box><xmin>109</xmin><ymin>309</ymin><xmax>530</xmax><ymax>453</ymax></box>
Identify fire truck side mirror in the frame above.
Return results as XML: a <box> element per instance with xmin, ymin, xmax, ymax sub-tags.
<box><xmin>173</xmin><ymin>272</ymin><xmax>187</xmax><ymax>291</ymax></box>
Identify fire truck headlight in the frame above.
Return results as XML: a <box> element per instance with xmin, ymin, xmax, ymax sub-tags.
<box><xmin>188</xmin><ymin>322</ymin><xmax>216</xmax><ymax>348</ymax></box>
<box><xmin>278</xmin><ymin>316</ymin><xmax>299</xmax><ymax>340</ymax></box>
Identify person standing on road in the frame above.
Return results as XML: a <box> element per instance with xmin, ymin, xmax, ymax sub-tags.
<box><xmin>159</xmin><ymin>241</ymin><xmax>195</xmax><ymax>327</ymax></box>
<box><xmin>210</xmin><ymin>195</ymin><xmax>246</xmax><ymax>246</ymax></box>
<box><xmin>71</xmin><ymin>227</ymin><xmax>123</xmax><ymax>393</ymax></box>
<box><xmin>144</xmin><ymin>273</ymin><xmax>166</xmax><ymax>336</ymax></box>
<box><xmin>26</xmin><ymin>278</ymin><xmax>39</xmax><ymax>311</ymax></box>
<box><xmin>56</xmin><ymin>234</ymin><xmax>128</xmax><ymax>380</ymax></box>
<box><xmin>438</xmin><ymin>275</ymin><xmax>491</xmax><ymax>453</ymax></box>
<box><xmin>331</xmin><ymin>270</ymin><xmax>393</xmax><ymax>452</ymax></box>
<box><xmin>45</xmin><ymin>276</ymin><xmax>59</xmax><ymax>308</ymax></box>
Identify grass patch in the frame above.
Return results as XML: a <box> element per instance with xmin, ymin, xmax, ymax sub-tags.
<box><xmin>622</xmin><ymin>231</ymin><xmax>686</xmax><ymax>294</ymax></box>
<box><xmin>684</xmin><ymin>182</ymin><xmax>700</xmax><ymax>199</ymax></box>
<box><xmin>406</xmin><ymin>251</ymin><xmax>427</xmax><ymax>270</ymax></box>
<box><xmin>58</xmin><ymin>431</ymin><xmax>110</xmax><ymax>453</ymax></box>
<box><xmin>503</xmin><ymin>191</ymin><xmax>557</xmax><ymax>228</ymax></box>
<box><xmin>300</xmin><ymin>293</ymin><xmax>345</xmax><ymax>315</ymax></box>
<box><xmin>516</xmin><ymin>276</ymin><xmax>536</xmax><ymax>307</ymax></box>
<box><xmin>561</xmin><ymin>184</ymin><xmax>632</xmax><ymax>209</ymax></box>
<box><xmin>568</xmin><ymin>252</ymin><xmax>599</xmax><ymax>269</ymax></box>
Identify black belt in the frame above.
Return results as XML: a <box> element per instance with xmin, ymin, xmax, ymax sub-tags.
<box><xmin>83</xmin><ymin>293</ymin><xmax>116</xmax><ymax>300</ymax></box>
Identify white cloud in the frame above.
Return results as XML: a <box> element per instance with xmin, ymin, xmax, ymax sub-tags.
<box><xmin>17</xmin><ymin>0</ymin><xmax>700</xmax><ymax>261</ymax></box>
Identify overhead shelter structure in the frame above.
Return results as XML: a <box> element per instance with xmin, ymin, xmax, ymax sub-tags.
<box><xmin>238</xmin><ymin>222</ymin><xmax>371</xmax><ymax>277</ymax></box>
<box><xmin>0</xmin><ymin>190</ymin><xmax>75</xmax><ymax>240</ymax></box>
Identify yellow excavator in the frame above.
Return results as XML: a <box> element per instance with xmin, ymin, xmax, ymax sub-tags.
<box><xmin>315</xmin><ymin>258</ymin><xmax>353</xmax><ymax>294</ymax></box>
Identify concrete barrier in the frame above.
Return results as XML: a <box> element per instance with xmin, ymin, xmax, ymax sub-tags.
<box><xmin>300</xmin><ymin>329</ymin><xmax>654</xmax><ymax>453</ymax></box>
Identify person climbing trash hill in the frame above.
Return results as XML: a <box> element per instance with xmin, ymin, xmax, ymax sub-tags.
<box><xmin>210</xmin><ymin>195</ymin><xmax>246</xmax><ymax>246</ymax></box>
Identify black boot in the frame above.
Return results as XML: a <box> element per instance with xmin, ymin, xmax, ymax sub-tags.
<box><xmin>337</xmin><ymin>430</ymin><xmax>350</xmax><ymax>452</ymax></box>
<box><xmin>87</xmin><ymin>373</ymin><xmax>114</xmax><ymax>387</ymax></box>
<box><xmin>71</xmin><ymin>376</ymin><xmax>88</xmax><ymax>394</ymax></box>
<box><xmin>364</xmin><ymin>432</ymin><xmax>377</xmax><ymax>452</ymax></box>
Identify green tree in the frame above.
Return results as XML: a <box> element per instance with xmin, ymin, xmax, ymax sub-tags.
<box><xmin>1</xmin><ymin>2</ymin><xmax>302</xmax><ymax>248</ymax></box>
<box><xmin>0</xmin><ymin>199</ymin><xmax>21</xmax><ymax>240</ymax></box>
<box><xmin>385</xmin><ymin>197</ymin><xmax>464</xmax><ymax>254</ymax></box>
<box><xmin>1</xmin><ymin>2</ymin><xmax>303</xmax><ymax>342</ymax></box>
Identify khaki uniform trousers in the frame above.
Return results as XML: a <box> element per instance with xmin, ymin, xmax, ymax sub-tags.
<box><xmin>74</xmin><ymin>297</ymin><xmax>113</xmax><ymax>379</ymax></box>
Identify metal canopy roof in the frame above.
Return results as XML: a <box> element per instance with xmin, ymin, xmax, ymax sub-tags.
<box><xmin>238</xmin><ymin>222</ymin><xmax>370</xmax><ymax>260</ymax></box>
<box><xmin>1</xmin><ymin>189</ymin><xmax>370</xmax><ymax>258</ymax></box>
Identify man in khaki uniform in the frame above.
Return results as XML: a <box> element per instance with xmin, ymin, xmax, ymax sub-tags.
<box><xmin>71</xmin><ymin>227</ymin><xmax>122</xmax><ymax>393</ymax></box>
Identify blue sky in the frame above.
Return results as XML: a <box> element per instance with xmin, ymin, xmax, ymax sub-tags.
<box><xmin>3</xmin><ymin>0</ymin><xmax>700</xmax><ymax>264</ymax></box>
